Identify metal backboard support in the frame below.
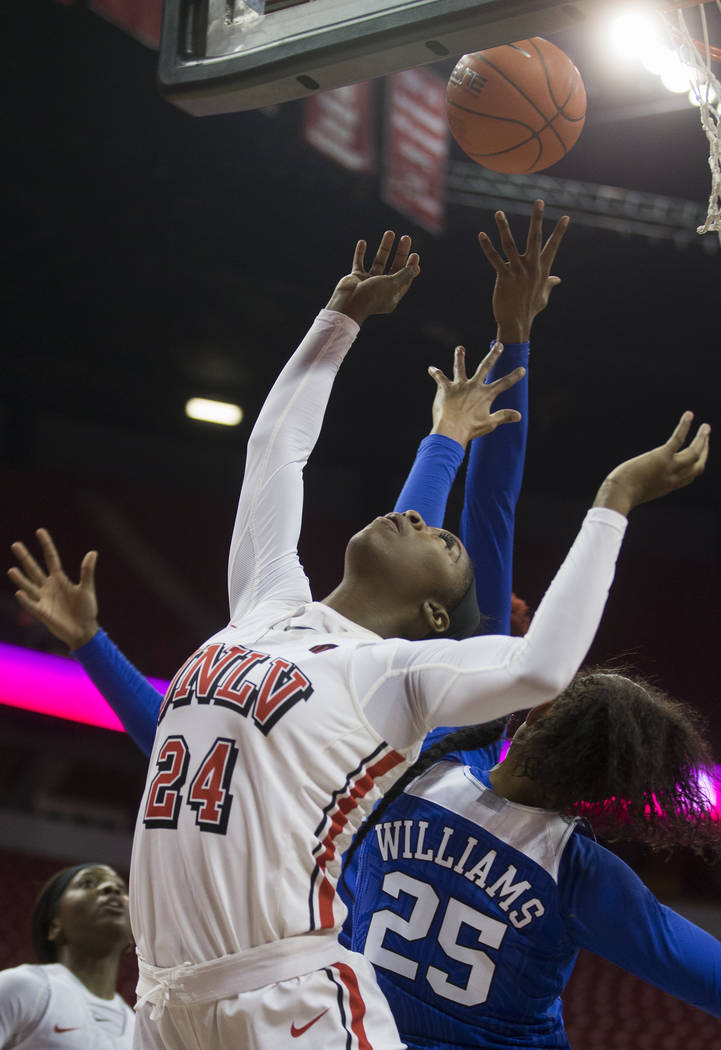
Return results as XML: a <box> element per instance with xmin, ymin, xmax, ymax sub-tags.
<box><xmin>159</xmin><ymin>0</ymin><xmax>648</xmax><ymax>116</ymax></box>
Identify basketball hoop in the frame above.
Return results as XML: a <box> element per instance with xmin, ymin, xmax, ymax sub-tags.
<box><xmin>665</xmin><ymin>1</ymin><xmax>721</xmax><ymax>241</ymax></box>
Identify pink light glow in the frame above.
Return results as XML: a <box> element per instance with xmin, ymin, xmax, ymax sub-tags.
<box><xmin>0</xmin><ymin>641</ymin><xmax>168</xmax><ymax>733</ymax></box>
<box><xmin>498</xmin><ymin>734</ymin><xmax>721</xmax><ymax>821</ymax></box>
<box><xmin>1</xmin><ymin>640</ymin><xmax>720</xmax><ymax>823</ymax></box>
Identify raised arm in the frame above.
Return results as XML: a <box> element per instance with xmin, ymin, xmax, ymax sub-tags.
<box><xmin>356</xmin><ymin>414</ymin><xmax>710</xmax><ymax>748</ymax></box>
<box><xmin>393</xmin><ymin>342</ymin><xmax>524</xmax><ymax>526</ymax></box>
<box><xmin>464</xmin><ymin>200</ymin><xmax>568</xmax><ymax>634</ymax></box>
<box><xmin>227</xmin><ymin>232</ymin><xmax>420</xmax><ymax>621</ymax></box>
<box><xmin>8</xmin><ymin>529</ymin><xmax>162</xmax><ymax>755</ymax></box>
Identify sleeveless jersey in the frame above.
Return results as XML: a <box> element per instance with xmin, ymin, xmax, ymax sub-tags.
<box><xmin>0</xmin><ymin>963</ymin><xmax>134</xmax><ymax>1050</ymax></box>
<box><xmin>351</xmin><ymin>761</ymin><xmax>580</xmax><ymax>1049</ymax></box>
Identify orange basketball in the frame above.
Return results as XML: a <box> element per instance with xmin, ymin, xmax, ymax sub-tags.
<box><xmin>446</xmin><ymin>38</ymin><xmax>586</xmax><ymax>174</ymax></box>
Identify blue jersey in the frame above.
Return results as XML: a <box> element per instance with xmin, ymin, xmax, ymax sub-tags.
<box><xmin>350</xmin><ymin>759</ymin><xmax>721</xmax><ymax>1049</ymax></box>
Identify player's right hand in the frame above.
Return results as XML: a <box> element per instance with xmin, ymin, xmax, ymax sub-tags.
<box><xmin>8</xmin><ymin>528</ymin><xmax>100</xmax><ymax>650</ymax></box>
<box><xmin>478</xmin><ymin>199</ymin><xmax>569</xmax><ymax>344</ymax></box>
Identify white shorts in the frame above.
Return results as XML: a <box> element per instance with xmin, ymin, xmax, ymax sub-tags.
<box><xmin>134</xmin><ymin>951</ymin><xmax>406</xmax><ymax>1050</ymax></box>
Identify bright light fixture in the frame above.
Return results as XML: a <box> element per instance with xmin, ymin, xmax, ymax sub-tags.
<box><xmin>610</xmin><ymin>10</ymin><xmax>662</xmax><ymax>60</ymax></box>
<box><xmin>641</xmin><ymin>41</ymin><xmax>675</xmax><ymax>76</ymax></box>
<box><xmin>660</xmin><ymin>56</ymin><xmax>697</xmax><ymax>94</ymax></box>
<box><xmin>185</xmin><ymin>397</ymin><xmax>243</xmax><ymax>426</ymax></box>
<box><xmin>608</xmin><ymin>8</ymin><xmax>701</xmax><ymax>101</ymax></box>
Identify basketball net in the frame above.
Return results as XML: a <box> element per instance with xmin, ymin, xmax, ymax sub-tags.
<box><xmin>667</xmin><ymin>1</ymin><xmax>721</xmax><ymax>242</ymax></box>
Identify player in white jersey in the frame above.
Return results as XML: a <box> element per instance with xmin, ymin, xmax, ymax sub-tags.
<box><xmin>0</xmin><ymin>863</ymin><xmax>134</xmax><ymax>1050</ymax></box>
<box><xmin>120</xmin><ymin>229</ymin><xmax>710</xmax><ymax>1049</ymax></box>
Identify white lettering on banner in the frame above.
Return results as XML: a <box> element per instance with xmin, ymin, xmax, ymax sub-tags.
<box><xmin>303</xmin><ymin>82</ymin><xmax>375</xmax><ymax>173</ymax></box>
<box><xmin>392</xmin><ymin>93</ymin><xmax>447</xmax><ymax>136</ymax></box>
<box><xmin>382</xmin><ymin>67</ymin><xmax>448</xmax><ymax>234</ymax></box>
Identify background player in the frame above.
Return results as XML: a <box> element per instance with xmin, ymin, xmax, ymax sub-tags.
<box><xmin>346</xmin><ymin>671</ymin><xmax>721</xmax><ymax>1047</ymax></box>
<box><xmin>0</xmin><ymin>863</ymin><xmax>134</xmax><ymax>1048</ymax></box>
<box><xmin>8</xmin><ymin>230</ymin><xmax>709</xmax><ymax>1048</ymax></box>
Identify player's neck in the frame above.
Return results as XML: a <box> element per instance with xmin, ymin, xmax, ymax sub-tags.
<box><xmin>321</xmin><ymin>581</ymin><xmax>423</xmax><ymax>639</ymax></box>
<box><xmin>488</xmin><ymin>759</ymin><xmax>546</xmax><ymax>808</ymax></box>
<box><xmin>57</xmin><ymin>945</ymin><xmax>121</xmax><ymax>1000</ymax></box>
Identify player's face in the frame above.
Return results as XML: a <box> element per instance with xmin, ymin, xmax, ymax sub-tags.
<box><xmin>346</xmin><ymin>510</ymin><xmax>471</xmax><ymax>616</ymax></box>
<box><xmin>50</xmin><ymin>865</ymin><xmax>131</xmax><ymax>953</ymax></box>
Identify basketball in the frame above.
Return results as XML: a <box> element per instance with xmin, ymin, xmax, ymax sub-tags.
<box><xmin>446</xmin><ymin>38</ymin><xmax>586</xmax><ymax>174</ymax></box>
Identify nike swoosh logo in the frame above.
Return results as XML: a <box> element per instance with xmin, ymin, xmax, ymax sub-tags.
<box><xmin>290</xmin><ymin>1009</ymin><xmax>328</xmax><ymax>1037</ymax></box>
<box><xmin>54</xmin><ymin>1027</ymin><xmax>79</xmax><ymax>1033</ymax></box>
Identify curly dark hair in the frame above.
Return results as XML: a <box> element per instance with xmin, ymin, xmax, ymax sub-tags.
<box><xmin>343</xmin><ymin>669</ymin><xmax>720</xmax><ymax>893</ymax></box>
<box><xmin>515</xmin><ymin>669</ymin><xmax>719</xmax><ymax>854</ymax></box>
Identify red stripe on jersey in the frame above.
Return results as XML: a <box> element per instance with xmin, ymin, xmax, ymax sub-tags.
<box><xmin>316</xmin><ymin>748</ymin><xmax>404</xmax><ymax>928</ymax></box>
<box><xmin>333</xmin><ymin>961</ymin><xmax>373</xmax><ymax>1050</ymax></box>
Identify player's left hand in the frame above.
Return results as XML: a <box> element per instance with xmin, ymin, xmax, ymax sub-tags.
<box><xmin>326</xmin><ymin>231</ymin><xmax>420</xmax><ymax>325</ymax></box>
<box><xmin>428</xmin><ymin>341</ymin><xmax>525</xmax><ymax>449</ymax></box>
<box><xmin>594</xmin><ymin>412</ymin><xmax>711</xmax><ymax>516</ymax></box>
<box><xmin>478</xmin><ymin>199</ymin><xmax>569</xmax><ymax>344</ymax></box>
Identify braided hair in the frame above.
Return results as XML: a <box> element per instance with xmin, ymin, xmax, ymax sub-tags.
<box><xmin>342</xmin><ymin>718</ymin><xmax>508</xmax><ymax>895</ymax></box>
<box><xmin>343</xmin><ymin>669</ymin><xmax>719</xmax><ymax>896</ymax></box>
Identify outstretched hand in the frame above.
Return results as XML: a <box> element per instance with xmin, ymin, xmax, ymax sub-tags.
<box><xmin>594</xmin><ymin>412</ymin><xmax>710</xmax><ymax>516</ymax></box>
<box><xmin>428</xmin><ymin>342</ymin><xmax>525</xmax><ymax>449</ymax></box>
<box><xmin>326</xmin><ymin>231</ymin><xmax>420</xmax><ymax>326</ymax></box>
<box><xmin>8</xmin><ymin>528</ymin><xmax>100</xmax><ymax>650</ymax></box>
<box><xmin>478</xmin><ymin>199</ymin><xmax>569</xmax><ymax>344</ymax></box>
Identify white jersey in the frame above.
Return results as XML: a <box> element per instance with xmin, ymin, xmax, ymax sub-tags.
<box><xmin>0</xmin><ymin>964</ymin><xmax>134</xmax><ymax>1050</ymax></box>
<box><xmin>130</xmin><ymin>309</ymin><xmax>627</xmax><ymax>969</ymax></box>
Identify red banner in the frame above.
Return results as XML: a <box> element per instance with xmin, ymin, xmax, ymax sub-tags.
<box><xmin>90</xmin><ymin>0</ymin><xmax>162</xmax><ymax>49</ymax></box>
<box><xmin>382</xmin><ymin>68</ymin><xmax>448</xmax><ymax>234</ymax></box>
<box><xmin>303</xmin><ymin>83</ymin><xmax>375</xmax><ymax>173</ymax></box>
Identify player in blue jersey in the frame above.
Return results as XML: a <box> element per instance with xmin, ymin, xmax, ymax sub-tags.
<box><xmin>343</xmin><ymin>673</ymin><xmax>721</xmax><ymax>1047</ymax></box>
<box><xmin>338</xmin><ymin>200</ymin><xmax>562</xmax><ymax>924</ymax></box>
<box><xmin>337</xmin><ymin>208</ymin><xmax>721</xmax><ymax>1043</ymax></box>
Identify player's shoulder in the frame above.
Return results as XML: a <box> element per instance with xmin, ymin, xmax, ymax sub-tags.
<box><xmin>557</xmin><ymin>824</ymin><xmax>650</xmax><ymax>921</ymax></box>
<box><xmin>0</xmin><ymin>964</ymin><xmax>52</xmax><ymax>1032</ymax></box>
<box><xmin>408</xmin><ymin>761</ymin><xmax>579</xmax><ymax>882</ymax></box>
<box><xmin>560</xmin><ymin>825</ymin><xmax>638</xmax><ymax>882</ymax></box>
<box><xmin>0</xmin><ymin>962</ymin><xmax>50</xmax><ymax>994</ymax></box>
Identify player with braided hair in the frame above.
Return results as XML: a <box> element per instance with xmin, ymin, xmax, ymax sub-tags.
<box><xmin>346</xmin><ymin>670</ymin><xmax>721</xmax><ymax>1048</ymax></box>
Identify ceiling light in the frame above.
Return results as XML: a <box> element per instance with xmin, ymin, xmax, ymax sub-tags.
<box><xmin>660</xmin><ymin>56</ymin><xmax>696</xmax><ymax>94</ymax></box>
<box><xmin>185</xmin><ymin>397</ymin><xmax>243</xmax><ymax>426</ymax></box>
<box><xmin>610</xmin><ymin>10</ymin><xmax>662</xmax><ymax>61</ymax></box>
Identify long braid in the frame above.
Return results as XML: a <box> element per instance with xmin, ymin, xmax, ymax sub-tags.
<box><xmin>342</xmin><ymin>718</ymin><xmax>507</xmax><ymax>898</ymax></box>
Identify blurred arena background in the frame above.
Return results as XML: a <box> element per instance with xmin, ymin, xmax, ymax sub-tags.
<box><xmin>2</xmin><ymin>3</ymin><xmax>720</xmax><ymax>1042</ymax></box>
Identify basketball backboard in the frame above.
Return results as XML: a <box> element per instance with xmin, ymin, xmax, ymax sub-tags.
<box><xmin>159</xmin><ymin>0</ymin><xmax>649</xmax><ymax>116</ymax></box>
